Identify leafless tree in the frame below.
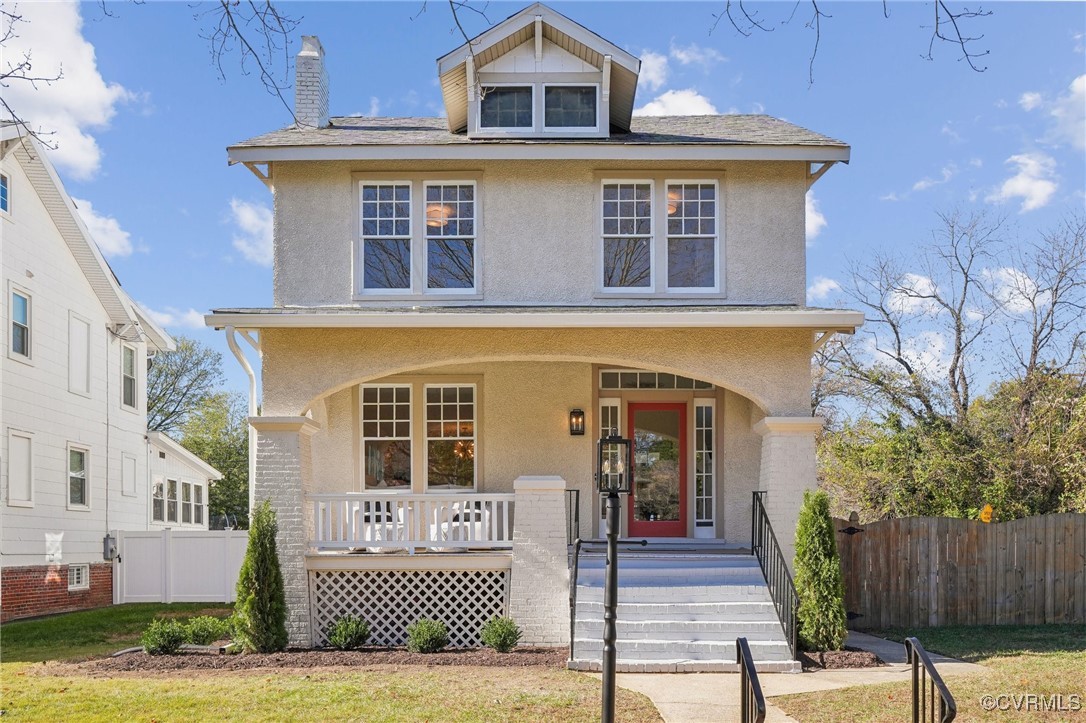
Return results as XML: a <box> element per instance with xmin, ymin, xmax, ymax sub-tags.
<box><xmin>0</xmin><ymin>4</ymin><xmax>62</xmax><ymax>146</ymax></box>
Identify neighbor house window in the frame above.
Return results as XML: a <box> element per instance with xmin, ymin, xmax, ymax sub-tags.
<box><xmin>194</xmin><ymin>485</ymin><xmax>204</xmax><ymax>525</ymax></box>
<box><xmin>69</xmin><ymin>313</ymin><xmax>91</xmax><ymax>396</ymax></box>
<box><xmin>152</xmin><ymin>480</ymin><xmax>164</xmax><ymax>521</ymax></box>
<box><xmin>68</xmin><ymin>446</ymin><xmax>88</xmax><ymax>508</ymax></box>
<box><xmin>68</xmin><ymin>564</ymin><xmax>90</xmax><ymax>591</ymax></box>
<box><xmin>167</xmin><ymin>479</ymin><xmax>178</xmax><ymax>522</ymax></box>
<box><xmin>182</xmin><ymin>482</ymin><xmax>192</xmax><ymax>523</ymax></box>
<box><xmin>601</xmin><ymin>182</ymin><xmax>652</xmax><ymax>289</ymax></box>
<box><xmin>0</xmin><ymin>173</ymin><xmax>9</xmax><ymax>213</ymax></box>
<box><xmin>11</xmin><ymin>290</ymin><xmax>30</xmax><ymax>358</ymax></box>
<box><xmin>425</xmin><ymin>183</ymin><xmax>476</xmax><ymax>290</ymax></box>
<box><xmin>544</xmin><ymin>85</ymin><xmax>597</xmax><ymax>129</ymax></box>
<box><xmin>425</xmin><ymin>385</ymin><xmax>476</xmax><ymax>490</ymax></box>
<box><xmin>666</xmin><ymin>182</ymin><xmax>718</xmax><ymax>290</ymax></box>
<box><xmin>479</xmin><ymin>86</ymin><xmax>533</xmax><ymax>129</ymax></box>
<box><xmin>360</xmin><ymin>183</ymin><xmax>412</xmax><ymax>291</ymax></box>
<box><xmin>122</xmin><ymin>345</ymin><xmax>137</xmax><ymax>408</ymax></box>
<box><xmin>361</xmin><ymin>385</ymin><xmax>412</xmax><ymax>491</ymax></box>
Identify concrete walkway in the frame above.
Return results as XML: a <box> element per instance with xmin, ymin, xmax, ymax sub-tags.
<box><xmin>603</xmin><ymin>632</ymin><xmax>988</xmax><ymax>722</ymax></box>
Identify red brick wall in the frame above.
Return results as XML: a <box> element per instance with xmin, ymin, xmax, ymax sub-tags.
<box><xmin>1</xmin><ymin>563</ymin><xmax>113</xmax><ymax>623</ymax></box>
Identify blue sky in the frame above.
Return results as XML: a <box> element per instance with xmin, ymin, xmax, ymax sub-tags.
<box><xmin>7</xmin><ymin>1</ymin><xmax>1084</xmax><ymax>396</ymax></box>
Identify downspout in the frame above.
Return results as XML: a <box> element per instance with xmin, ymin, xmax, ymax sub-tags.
<box><xmin>226</xmin><ymin>326</ymin><xmax>259</xmax><ymax>519</ymax></box>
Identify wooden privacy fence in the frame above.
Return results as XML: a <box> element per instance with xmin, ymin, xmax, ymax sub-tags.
<box><xmin>834</xmin><ymin>513</ymin><xmax>1086</xmax><ymax>628</ymax></box>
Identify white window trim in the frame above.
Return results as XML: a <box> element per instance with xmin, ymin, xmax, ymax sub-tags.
<box><xmin>664</xmin><ymin>179</ymin><xmax>721</xmax><ymax>294</ymax></box>
<box><xmin>423</xmin><ymin>383</ymin><xmax>478</xmax><ymax>492</ymax></box>
<box><xmin>121</xmin><ymin>343</ymin><xmax>139</xmax><ymax>411</ymax></box>
<box><xmin>193</xmin><ymin>483</ymin><xmax>205</xmax><ymax>526</ymax></box>
<box><xmin>542</xmin><ymin>83</ymin><xmax>601</xmax><ymax>133</ymax></box>
<box><xmin>356</xmin><ymin>180</ymin><xmax>415</xmax><ymax>297</ymax></box>
<box><xmin>422</xmin><ymin>180</ymin><xmax>479</xmax><ymax>296</ymax></box>
<box><xmin>7</xmin><ymin>429</ymin><xmax>34</xmax><ymax>508</ymax></box>
<box><xmin>359</xmin><ymin>383</ymin><xmax>414</xmax><ymax>493</ymax></box>
<box><xmin>68</xmin><ymin>311</ymin><xmax>92</xmax><ymax>398</ymax></box>
<box><xmin>0</xmin><ymin>172</ymin><xmax>11</xmax><ymax>216</ymax></box>
<box><xmin>121</xmin><ymin>452</ymin><xmax>137</xmax><ymax>498</ymax></box>
<box><xmin>166</xmin><ymin>478</ymin><xmax>179</xmax><ymax>523</ymax></box>
<box><xmin>66</xmin><ymin>443</ymin><xmax>91</xmax><ymax>511</ymax></box>
<box><xmin>477</xmin><ymin>83</ymin><xmax>538</xmax><ymax>134</ymax></box>
<box><xmin>8</xmin><ymin>282</ymin><xmax>32</xmax><ymax>364</ymax></box>
<box><xmin>68</xmin><ymin>563</ymin><xmax>90</xmax><ymax>591</ymax></box>
<box><xmin>152</xmin><ymin>476</ymin><xmax>165</xmax><ymax>522</ymax></box>
<box><xmin>599</xmin><ymin>179</ymin><xmax>656</xmax><ymax>294</ymax></box>
<box><xmin>693</xmin><ymin>399</ymin><xmax>717</xmax><ymax>537</ymax></box>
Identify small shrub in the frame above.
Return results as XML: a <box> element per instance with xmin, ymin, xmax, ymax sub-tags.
<box><xmin>406</xmin><ymin>618</ymin><xmax>448</xmax><ymax>653</ymax></box>
<box><xmin>325</xmin><ymin>615</ymin><xmax>371</xmax><ymax>650</ymax></box>
<box><xmin>141</xmin><ymin>619</ymin><xmax>188</xmax><ymax>655</ymax></box>
<box><xmin>233</xmin><ymin>500</ymin><xmax>288</xmax><ymax>653</ymax></box>
<box><xmin>794</xmin><ymin>489</ymin><xmax>848</xmax><ymax>652</ymax></box>
<box><xmin>185</xmin><ymin>616</ymin><xmax>233</xmax><ymax>646</ymax></box>
<box><xmin>480</xmin><ymin>616</ymin><xmax>521</xmax><ymax>653</ymax></box>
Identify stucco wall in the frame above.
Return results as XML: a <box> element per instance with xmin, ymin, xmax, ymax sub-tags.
<box><xmin>720</xmin><ymin>391</ymin><xmax>763</xmax><ymax>545</ymax></box>
<box><xmin>269</xmin><ymin>159</ymin><xmax>807</xmax><ymax>307</ymax></box>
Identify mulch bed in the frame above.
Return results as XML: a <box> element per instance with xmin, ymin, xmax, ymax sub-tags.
<box><xmin>68</xmin><ymin>646</ymin><xmax>569</xmax><ymax>674</ymax></box>
<box><xmin>799</xmin><ymin>646</ymin><xmax>885</xmax><ymax>670</ymax></box>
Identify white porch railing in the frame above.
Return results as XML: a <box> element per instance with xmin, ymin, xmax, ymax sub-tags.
<box><xmin>310</xmin><ymin>493</ymin><xmax>515</xmax><ymax>553</ymax></box>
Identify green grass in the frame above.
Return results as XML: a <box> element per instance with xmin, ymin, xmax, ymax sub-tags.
<box><xmin>0</xmin><ymin>604</ymin><xmax>661</xmax><ymax>722</ymax></box>
<box><xmin>776</xmin><ymin>624</ymin><xmax>1086</xmax><ymax>722</ymax></box>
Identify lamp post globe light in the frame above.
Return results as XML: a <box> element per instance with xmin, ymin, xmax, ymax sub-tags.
<box><xmin>596</xmin><ymin>433</ymin><xmax>632</xmax><ymax>723</ymax></box>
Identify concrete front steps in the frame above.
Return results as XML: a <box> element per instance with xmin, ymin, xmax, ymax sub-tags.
<box><xmin>568</xmin><ymin>548</ymin><xmax>800</xmax><ymax>673</ymax></box>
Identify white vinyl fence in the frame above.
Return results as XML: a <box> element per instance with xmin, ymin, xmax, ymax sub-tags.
<box><xmin>113</xmin><ymin>529</ymin><xmax>248</xmax><ymax>604</ymax></box>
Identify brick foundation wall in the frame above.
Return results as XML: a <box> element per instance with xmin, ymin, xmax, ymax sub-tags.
<box><xmin>1</xmin><ymin>563</ymin><xmax>113</xmax><ymax>623</ymax></box>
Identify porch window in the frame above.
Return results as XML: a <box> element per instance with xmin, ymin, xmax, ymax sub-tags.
<box><xmin>182</xmin><ymin>482</ymin><xmax>192</xmax><ymax>523</ymax></box>
<box><xmin>68</xmin><ymin>446</ymin><xmax>88</xmax><ymax>508</ymax></box>
<box><xmin>601</xmin><ymin>182</ymin><xmax>652</xmax><ymax>289</ymax></box>
<box><xmin>694</xmin><ymin>401</ymin><xmax>716</xmax><ymax>530</ymax></box>
<box><xmin>152</xmin><ymin>480</ymin><xmax>164</xmax><ymax>522</ymax></box>
<box><xmin>167</xmin><ymin>479</ymin><xmax>178</xmax><ymax>522</ymax></box>
<box><xmin>194</xmin><ymin>485</ymin><xmax>204</xmax><ymax>525</ymax></box>
<box><xmin>666</xmin><ymin>182</ymin><xmax>718</xmax><ymax>291</ymax></box>
<box><xmin>425</xmin><ymin>385</ymin><xmax>476</xmax><ymax>490</ymax></box>
<box><xmin>361</xmin><ymin>385</ymin><xmax>412</xmax><ymax>491</ymax></box>
<box><xmin>599</xmin><ymin>369</ymin><xmax>713</xmax><ymax>390</ymax></box>
<box><xmin>360</xmin><ymin>183</ymin><xmax>412</xmax><ymax>291</ymax></box>
<box><xmin>425</xmin><ymin>183</ymin><xmax>476</xmax><ymax>290</ymax></box>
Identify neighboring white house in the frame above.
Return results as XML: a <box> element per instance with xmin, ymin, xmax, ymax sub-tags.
<box><xmin>147</xmin><ymin>432</ymin><xmax>223</xmax><ymax>530</ymax></box>
<box><xmin>0</xmin><ymin>125</ymin><xmax>220</xmax><ymax>622</ymax></box>
<box><xmin>209</xmin><ymin>3</ymin><xmax>863</xmax><ymax>670</ymax></box>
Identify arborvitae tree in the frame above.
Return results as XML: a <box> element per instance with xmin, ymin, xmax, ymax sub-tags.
<box><xmin>233</xmin><ymin>500</ymin><xmax>288</xmax><ymax>652</ymax></box>
<box><xmin>794</xmin><ymin>489</ymin><xmax>848</xmax><ymax>651</ymax></box>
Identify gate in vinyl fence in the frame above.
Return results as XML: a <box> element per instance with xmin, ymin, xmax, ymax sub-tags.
<box><xmin>113</xmin><ymin>529</ymin><xmax>248</xmax><ymax>604</ymax></box>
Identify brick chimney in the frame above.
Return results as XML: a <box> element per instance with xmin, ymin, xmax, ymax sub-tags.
<box><xmin>295</xmin><ymin>36</ymin><xmax>328</xmax><ymax>128</ymax></box>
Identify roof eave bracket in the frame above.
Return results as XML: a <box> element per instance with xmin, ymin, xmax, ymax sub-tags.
<box><xmin>243</xmin><ymin>161</ymin><xmax>272</xmax><ymax>188</ymax></box>
<box><xmin>806</xmin><ymin>161</ymin><xmax>836</xmax><ymax>189</ymax></box>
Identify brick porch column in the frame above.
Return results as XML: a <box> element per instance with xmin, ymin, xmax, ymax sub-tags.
<box><xmin>250</xmin><ymin>416</ymin><xmax>320</xmax><ymax>647</ymax></box>
<box><xmin>753</xmin><ymin>416</ymin><xmax>824</xmax><ymax>571</ymax></box>
<box><xmin>508</xmin><ymin>475</ymin><xmax>569</xmax><ymax>646</ymax></box>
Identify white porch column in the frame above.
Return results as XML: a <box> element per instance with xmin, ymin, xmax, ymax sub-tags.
<box><xmin>753</xmin><ymin>416</ymin><xmax>824</xmax><ymax>571</ymax></box>
<box><xmin>508</xmin><ymin>475</ymin><xmax>569</xmax><ymax>646</ymax></box>
<box><xmin>250</xmin><ymin>416</ymin><xmax>321</xmax><ymax>647</ymax></box>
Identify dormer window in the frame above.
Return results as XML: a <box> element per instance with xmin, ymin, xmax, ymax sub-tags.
<box><xmin>544</xmin><ymin>85</ymin><xmax>597</xmax><ymax>129</ymax></box>
<box><xmin>480</xmin><ymin>87</ymin><xmax>533</xmax><ymax>129</ymax></box>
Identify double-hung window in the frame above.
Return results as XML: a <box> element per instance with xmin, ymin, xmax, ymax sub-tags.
<box><xmin>182</xmin><ymin>482</ymin><xmax>192</xmax><ymax>523</ymax></box>
<box><xmin>1</xmin><ymin>173</ymin><xmax>9</xmax><ymax>213</ymax></box>
<box><xmin>122</xmin><ymin>345</ymin><xmax>137</xmax><ymax>409</ymax></box>
<box><xmin>425</xmin><ymin>183</ymin><xmax>476</xmax><ymax>290</ymax></box>
<box><xmin>68</xmin><ymin>446</ymin><xmax>89</xmax><ymax>508</ymax></box>
<box><xmin>152</xmin><ymin>480</ymin><xmax>165</xmax><ymax>522</ymax></box>
<box><xmin>425</xmin><ymin>385</ymin><xmax>476</xmax><ymax>490</ymax></box>
<box><xmin>194</xmin><ymin>485</ymin><xmax>204</xmax><ymax>525</ymax></box>
<box><xmin>11</xmin><ymin>289</ymin><xmax>30</xmax><ymax>358</ymax></box>
<box><xmin>360</xmin><ymin>183</ymin><xmax>412</xmax><ymax>291</ymax></box>
<box><xmin>167</xmin><ymin>479</ymin><xmax>178</xmax><ymax>522</ymax></box>
<box><xmin>601</xmin><ymin>182</ymin><xmax>653</xmax><ymax>290</ymax></box>
<box><xmin>666</xmin><ymin>182</ymin><xmax>718</xmax><ymax>291</ymax></box>
<box><xmin>361</xmin><ymin>385</ymin><xmax>412</xmax><ymax>491</ymax></box>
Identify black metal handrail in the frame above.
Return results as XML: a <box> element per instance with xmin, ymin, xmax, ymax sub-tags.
<box><xmin>565</xmin><ymin>489</ymin><xmax>580</xmax><ymax>546</ymax></box>
<box><xmin>905</xmin><ymin>637</ymin><xmax>957</xmax><ymax>722</ymax></box>
<box><xmin>737</xmin><ymin>637</ymin><xmax>767</xmax><ymax>723</ymax></box>
<box><xmin>568</xmin><ymin>538</ymin><xmax>583</xmax><ymax>661</ymax></box>
<box><xmin>751</xmin><ymin>491</ymin><xmax>799</xmax><ymax>659</ymax></box>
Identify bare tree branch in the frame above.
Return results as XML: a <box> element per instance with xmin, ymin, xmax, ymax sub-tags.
<box><xmin>0</xmin><ymin>4</ymin><xmax>62</xmax><ymax>147</ymax></box>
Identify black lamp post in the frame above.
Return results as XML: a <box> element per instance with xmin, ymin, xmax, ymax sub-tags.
<box><xmin>597</xmin><ymin>433</ymin><xmax>632</xmax><ymax>723</ymax></box>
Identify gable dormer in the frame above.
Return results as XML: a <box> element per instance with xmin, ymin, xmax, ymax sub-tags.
<box><xmin>436</xmin><ymin>3</ymin><xmax>641</xmax><ymax>138</ymax></box>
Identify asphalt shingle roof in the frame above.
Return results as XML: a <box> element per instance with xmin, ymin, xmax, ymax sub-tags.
<box><xmin>231</xmin><ymin>115</ymin><xmax>847</xmax><ymax>149</ymax></box>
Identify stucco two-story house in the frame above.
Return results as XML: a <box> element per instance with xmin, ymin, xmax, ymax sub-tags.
<box><xmin>1</xmin><ymin>126</ymin><xmax>222</xmax><ymax>622</ymax></box>
<box><xmin>209</xmin><ymin>4</ymin><xmax>862</xmax><ymax>670</ymax></box>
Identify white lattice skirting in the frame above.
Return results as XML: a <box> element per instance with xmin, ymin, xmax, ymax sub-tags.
<box><xmin>310</xmin><ymin>569</ymin><xmax>509</xmax><ymax>647</ymax></box>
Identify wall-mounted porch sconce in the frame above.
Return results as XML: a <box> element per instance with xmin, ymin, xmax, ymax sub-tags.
<box><xmin>569</xmin><ymin>409</ymin><xmax>586</xmax><ymax>436</ymax></box>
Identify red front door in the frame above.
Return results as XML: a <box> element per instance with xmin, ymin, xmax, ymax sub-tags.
<box><xmin>628</xmin><ymin>402</ymin><xmax>687</xmax><ymax>537</ymax></box>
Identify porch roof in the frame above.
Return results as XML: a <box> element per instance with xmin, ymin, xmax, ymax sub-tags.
<box><xmin>205</xmin><ymin>305</ymin><xmax>863</xmax><ymax>332</ymax></box>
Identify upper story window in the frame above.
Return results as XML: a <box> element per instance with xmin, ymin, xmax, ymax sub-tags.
<box><xmin>544</xmin><ymin>85</ymin><xmax>597</xmax><ymax>129</ymax></box>
<box><xmin>68</xmin><ymin>445</ymin><xmax>89</xmax><ymax>509</ymax></box>
<box><xmin>10</xmin><ymin>289</ymin><xmax>30</xmax><ymax>359</ymax></box>
<box><xmin>472</xmin><ymin>83</ymin><xmax>603</xmax><ymax>137</ymax></box>
<box><xmin>666</xmin><ymin>182</ymin><xmax>719</xmax><ymax>292</ymax></box>
<box><xmin>356</xmin><ymin>178</ymin><xmax>479</xmax><ymax>297</ymax></box>
<box><xmin>480</xmin><ymin>87</ymin><xmax>533</xmax><ymax>129</ymax></box>
<box><xmin>1</xmin><ymin>173</ymin><xmax>9</xmax><ymax>213</ymax></box>
<box><xmin>602</xmin><ymin>182</ymin><xmax>652</xmax><ymax>290</ymax></box>
<box><xmin>122</xmin><ymin>344</ymin><xmax>138</xmax><ymax>409</ymax></box>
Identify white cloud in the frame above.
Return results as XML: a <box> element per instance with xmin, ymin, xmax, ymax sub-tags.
<box><xmin>986</xmin><ymin>153</ymin><xmax>1058</xmax><ymax>213</ymax></box>
<box><xmin>1018</xmin><ymin>91</ymin><xmax>1043</xmax><ymax>111</ymax></box>
<box><xmin>72</xmin><ymin>197</ymin><xmax>133</xmax><ymax>257</ymax></box>
<box><xmin>367</xmin><ymin>96</ymin><xmax>381</xmax><ymax>117</ymax></box>
<box><xmin>3</xmin><ymin>2</ymin><xmax>133</xmax><ymax>180</ymax></box>
<box><xmin>940</xmin><ymin>123</ymin><xmax>962</xmax><ymax>142</ymax></box>
<box><xmin>805</xmin><ymin>191</ymin><xmax>826</xmax><ymax>245</ymax></box>
<box><xmin>912</xmin><ymin>164</ymin><xmax>958</xmax><ymax>192</ymax></box>
<box><xmin>982</xmin><ymin>267</ymin><xmax>1045</xmax><ymax>314</ymax></box>
<box><xmin>880</xmin><ymin>192</ymin><xmax>902</xmax><ymax>202</ymax></box>
<box><xmin>668</xmin><ymin>42</ymin><xmax>726</xmax><ymax>69</ymax></box>
<box><xmin>139</xmin><ymin>304</ymin><xmax>206</xmax><ymax>330</ymax></box>
<box><xmin>633</xmin><ymin>89</ymin><xmax>717</xmax><ymax>116</ymax></box>
<box><xmin>806</xmin><ymin>276</ymin><xmax>841</xmax><ymax>304</ymax></box>
<box><xmin>1049</xmin><ymin>74</ymin><xmax>1085</xmax><ymax>151</ymax></box>
<box><xmin>638</xmin><ymin>50</ymin><xmax>669</xmax><ymax>92</ymax></box>
<box><xmin>229</xmin><ymin>198</ymin><xmax>273</xmax><ymax>266</ymax></box>
<box><xmin>888</xmin><ymin>273</ymin><xmax>941</xmax><ymax>315</ymax></box>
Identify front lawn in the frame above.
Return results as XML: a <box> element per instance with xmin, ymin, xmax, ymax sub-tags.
<box><xmin>775</xmin><ymin>624</ymin><xmax>1086</xmax><ymax>722</ymax></box>
<box><xmin>1</xmin><ymin>604</ymin><xmax>661</xmax><ymax>722</ymax></box>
